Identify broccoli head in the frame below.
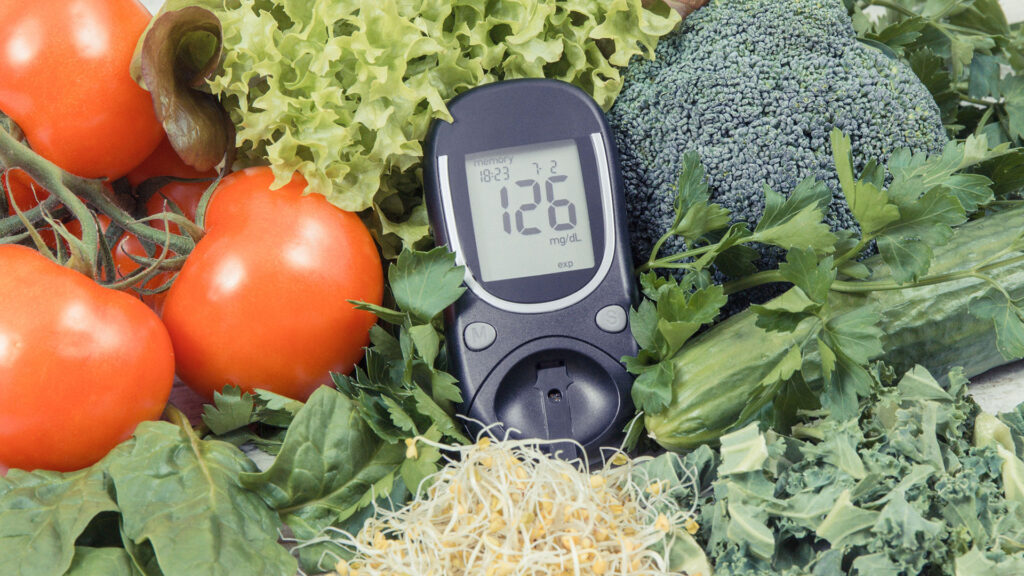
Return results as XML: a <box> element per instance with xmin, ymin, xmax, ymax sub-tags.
<box><xmin>609</xmin><ymin>0</ymin><xmax>947</xmax><ymax>271</ymax></box>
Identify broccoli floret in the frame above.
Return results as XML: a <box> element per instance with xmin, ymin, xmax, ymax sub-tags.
<box><xmin>609</xmin><ymin>0</ymin><xmax>947</xmax><ymax>272</ymax></box>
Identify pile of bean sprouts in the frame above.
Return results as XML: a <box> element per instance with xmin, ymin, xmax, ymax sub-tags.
<box><xmin>297</xmin><ymin>432</ymin><xmax>702</xmax><ymax>576</ymax></box>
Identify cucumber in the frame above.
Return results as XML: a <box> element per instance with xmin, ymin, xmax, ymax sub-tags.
<box><xmin>644</xmin><ymin>205</ymin><xmax>1024</xmax><ymax>451</ymax></box>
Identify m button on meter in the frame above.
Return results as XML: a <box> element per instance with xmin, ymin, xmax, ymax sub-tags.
<box><xmin>464</xmin><ymin>322</ymin><xmax>497</xmax><ymax>351</ymax></box>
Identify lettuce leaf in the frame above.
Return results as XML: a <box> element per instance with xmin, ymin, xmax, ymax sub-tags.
<box><xmin>208</xmin><ymin>0</ymin><xmax>679</xmax><ymax>250</ymax></box>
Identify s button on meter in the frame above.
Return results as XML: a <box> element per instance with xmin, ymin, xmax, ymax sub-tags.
<box><xmin>596</xmin><ymin>305</ymin><xmax>628</xmax><ymax>333</ymax></box>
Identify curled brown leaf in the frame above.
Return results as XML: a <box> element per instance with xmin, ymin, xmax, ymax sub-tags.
<box><xmin>138</xmin><ymin>6</ymin><xmax>233</xmax><ymax>174</ymax></box>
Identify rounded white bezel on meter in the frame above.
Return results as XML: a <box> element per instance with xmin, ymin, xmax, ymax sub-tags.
<box><xmin>437</xmin><ymin>133</ymin><xmax>616</xmax><ymax>314</ymax></box>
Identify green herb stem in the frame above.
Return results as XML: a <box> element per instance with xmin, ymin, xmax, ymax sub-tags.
<box><xmin>723</xmin><ymin>269</ymin><xmax>786</xmax><ymax>295</ymax></box>
<box><xmin>970</xmin><ymin>271</ymin><xmax>1015</xmax><ymax>302</ymax></box>
<box><xmin>639</xmin><ymin>242</ymin><xmax>716</xmax><ymax>273</ymax></box>
<box><xmin>645</xmin><ymin>232</ymin><xmax>673</xmax><ymax>270</ymax></box>
<box><xmin>832</xmin><ymin>238</ymin><xmax>872</xmax><ymax>269</ymax></box>
<box><xmin>724</xmin><ymin>243</ymin><xmax>1024</xmax><ymax>298</ymax></box>
<box><xmin>164</xmin><ymin>403</ymin><xmax>192</xmax><ymax>430</ymax></box>
<box><xmin>0</xmin><ymin>195</ymin><xmax>63</xmax><ymax>237</ymax></box>
<box><xmin>831</xmin><ymin>252</ymin><xmax>1024</xmax><ymax>293</ymax></box>
<box><xmin>961</xmin><ymin>94</ymin><xmax>1003</xmax><ymax>107</ymax></box>
<box><xmin>864</xmin><ymin>0</ymin><xmax>917</xmax><ymax>19</ymax></box>
<box><xmin>976</xmin><ymin>107</ymin><xmax>997</xmax><ymax>134</ymax></box>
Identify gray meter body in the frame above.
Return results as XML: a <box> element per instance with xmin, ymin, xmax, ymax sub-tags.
<box><xmin>423</xmin><ymin>79</ymin><xmax>637</xmax><ymax>460</ymax></box>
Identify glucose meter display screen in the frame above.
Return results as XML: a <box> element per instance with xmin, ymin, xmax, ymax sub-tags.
<box><xmin>464</xmin><ymin>139</ymin><xmax>595</xmax><ymax>282</ymax></box>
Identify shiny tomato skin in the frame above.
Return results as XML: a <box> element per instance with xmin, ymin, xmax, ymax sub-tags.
<box><xmin>162</xmin><ymin>167</ymin><xmax>384</xmax><ymax>401</ymax></box>
<box><xmin>0</xmin><ymin>245</ymin><xmax>174</xmax><ymax>472</ymax></box>
<box><xmin>0</xmin><ymin>0</ymin><xmax>164</xmax><ymax>179</ymax></box>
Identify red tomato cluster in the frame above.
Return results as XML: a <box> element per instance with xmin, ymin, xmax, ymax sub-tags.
<box><xmin>0</xmin><ymin>0</ymin><xmax>385</xmax><ymax>472</ymax></box>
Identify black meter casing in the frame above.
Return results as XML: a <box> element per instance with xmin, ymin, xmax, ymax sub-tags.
<box><xmin>423</xmin><ymin>79</ymin><xmax>637</xmax><ymax>461</ymax></box>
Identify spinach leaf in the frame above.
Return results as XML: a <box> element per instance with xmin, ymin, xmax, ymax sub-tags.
<box><xmin>65</xmin><ymin>547</ymin><xmax>138</xmax><ymax>576</ymax></box>
<box><xmin>0</xmin><ymin>467</ymin><xmax>117</xmax><ymax>576</ymax></box>
<box><xmin>240</xmin><ymin>387</ymin><xmax>405</xmax><ymax>572</ymax></box>
<box><xmin>109</xmin><ymin>421</ymin><xmax>295</xmax><ymax>576</ymax></box>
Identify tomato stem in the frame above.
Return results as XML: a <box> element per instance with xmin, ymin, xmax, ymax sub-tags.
<box><xmin>0</xmin><ymin>196</ymin><xmax>65</xmax><ymax>237</ymax></box>
<box><xmin>0</xmin><ymin>126</ymin><xmax>197</xmax><ymax>275</ymax></box>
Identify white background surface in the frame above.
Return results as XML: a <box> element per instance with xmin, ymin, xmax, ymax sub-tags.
<box><xmin>141</xmin><ymin>0</ymin><xmax>1024</xmax><ymax>412</ymax></box>
<box><xmin>1005</xmin><ymin>0</ymin><xmax>1024</xmax><ymax>22</ymax></box>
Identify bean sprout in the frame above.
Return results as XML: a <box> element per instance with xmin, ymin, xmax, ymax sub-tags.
<box><xmin>294</xmin><ymin>429</ymin><xmax>702</xmax><ymax>576</ymax></box>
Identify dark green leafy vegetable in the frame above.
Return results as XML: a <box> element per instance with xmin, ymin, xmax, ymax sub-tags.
<box><xmin>238</xmin><ymin>387</ymin><xmax>405</xmax><ymax>573</ymax></box>
<box><xmin>849</xmin><ymin>0</ymin><xmax>1024</xmax><ymax>145</ymax></box>
<box><xmin>344</xmin><ymin>247</ymin><xmax>469</xmax><ymax>447</ymax></box>
<box><xmin>0</xmin><ymin>467</ymin><xmax>117</xmax><ymax>576</ymax></box>
<box><xmin>64</xmin><ymin>547</ymin><xmax>137</xmax><ymax>576</ymax></box>
<box><xmin>641</xmin><ymin>365</ymin><xmax>1024</xmax><ymax>575</ymax></box>
<box><xmin>630</xmin><ymin>129</ymin><xmax>1024</xmax><ymax>448</ymax></box>
<box><xmin>0</xmin><ymin>417</ymin><xmax>296</xmax><ymax>576</ymax></box>
<box><xmin>109</xmin><ymin>421</ymin><xmax>296</xmax><ymax>576</ymax></box>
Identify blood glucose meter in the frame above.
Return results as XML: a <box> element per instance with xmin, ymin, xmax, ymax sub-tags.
<box><xmin>423</xmin><ymin>79</ymin><xmax>637</xmax><ymax>459</ymax></box>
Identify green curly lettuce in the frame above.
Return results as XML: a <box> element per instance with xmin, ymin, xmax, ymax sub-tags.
<box><xmin>208</xmin><ymin>0</ymin><xmax>679</xmax><ymax>253</ymax></box>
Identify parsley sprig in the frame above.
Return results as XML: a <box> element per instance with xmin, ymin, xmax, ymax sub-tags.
<box><xmin>627</xmin><ymin>128</ymin><xmax>1024</xmax><ymax>424</ymax></box>
<box><xmin>850</xmin><ymin>0</ymin><xmax>1024</xmax><ymax>147</ymax></box>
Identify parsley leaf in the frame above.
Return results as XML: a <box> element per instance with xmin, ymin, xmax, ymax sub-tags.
<box><xmin>970</xmin><ymin>293</ymin><xmax>1024</xmax><ymax>360</ymax></box>
<box><xmin>202</xmin><ymin>386</ymin><xmax>256</xmax><ymax>435</ymax></box>
<box><xmin>631</xmin><ymin>361</ymin><xmax>676</xmax><ymax>414</ymax></box>
<box><xmin>823</xmin><ymin>307</ymin><xmax>884</xmax><ymax>367</ymax></box>
<box><xmin>672</xmin><ymin>151</ymin><xmax>732</xmax><ymax>245</ymax></box>
<box><xmin>751</xmin><ymin>179</ymin><xmax>836</xmax><ymax>253</ymax></box>
<box><xmin>388</xmin><ymin>247</ymin><xmax>465</xmax><ymax>324</ymax></box>
<box><xmin>778</xmin><ymin>248</ymin><xmax>835</xmax><ymax>305</ymax></box>
<box><xmin>751</xmin><ymin>288</ymin><xmax>818</xmax><ymax>333</ymax></box>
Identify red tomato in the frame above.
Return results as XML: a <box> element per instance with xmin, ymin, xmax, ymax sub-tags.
<box><xmin>2</xmin><ymin>168</ymin><xmax>47</xmax><ymax>213</ymax></box>
<box><xmin>127</xmin><ymin>137</ymin><xmax>217</xmax><ymax>188</ymax></box>
<box><xmin>161</xmin><ymin>167</ymin><xmax>383</xmax><ymax>401</ymax></box>
<box><xmin>113</xmin><ymin>233</ymin><xmax>174</xmax><ymax>315</ymax></box>
<box><xmin>129</xmin><ymin>136</ymin><xmax>215</xmax><ymax>236</ymax></box>
<box><xmin>145</xmin><ymin>181</ymin><xmax>208</xmax><ymax>236</ymax></box>
<box><xmin>0</xmin><ymin>245</ymin><xmax>174</xmax><ymax>471</ymax></box>
<box><xmin>0</xmin><ymin>0</ymin><xmax>164</xmax><ymax>179</ymax></box>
